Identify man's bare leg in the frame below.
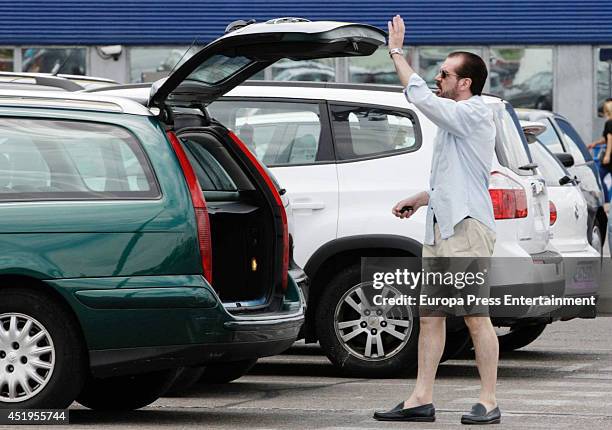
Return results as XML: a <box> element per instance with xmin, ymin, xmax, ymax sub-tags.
<box><xmin>464</xmin><ymin>316</ymin><xmax>498</xmax><ymax>410</ymax></box>
<box><xmin>404</xmin><ymin>316</ymin><xmax>446</xmax><ymax>407</ymax></box>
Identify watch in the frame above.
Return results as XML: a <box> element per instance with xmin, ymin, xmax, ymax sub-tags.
<box><xmin>389</xmin><ymin>47</ymin><xmax>404</xmax><ymax>57</ymax></box>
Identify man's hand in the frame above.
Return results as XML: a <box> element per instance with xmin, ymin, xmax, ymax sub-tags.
<box><xmin>604</xmin><ymin>154</ymin><xmax>611</xmax><ymax>165</ymax></box>
<box><xmin>387</xmin><ymin>15</ymin><xmax>405</xmax><ymax>50</ymax></box>
<box><xmin>392</xmin><ymin>191</ymin><xmax>429</xmax><ymax>219</ymax></box>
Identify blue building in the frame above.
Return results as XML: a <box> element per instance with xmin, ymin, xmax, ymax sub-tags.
<box><xmin>1</xmin><ymin>0</ymin><xmax>611</xmax><ymax>139</ymax></box>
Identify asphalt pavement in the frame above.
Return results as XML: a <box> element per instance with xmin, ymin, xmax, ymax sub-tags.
<box><xmin>39</xmin><ymin>317</ymin><xmax>612</xmax><ymax>430</ymax></box>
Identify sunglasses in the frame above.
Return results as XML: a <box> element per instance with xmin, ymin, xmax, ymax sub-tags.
<box><xmin>438</xmin><ymin>69</ymin><xmax>462</xmax><ymax>79</ymax></box>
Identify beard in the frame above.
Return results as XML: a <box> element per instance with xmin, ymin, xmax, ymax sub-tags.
<box><xmin>436</xmin><ymin>83</ymin><xmax>458</xmax><ymax>100</ymax></box>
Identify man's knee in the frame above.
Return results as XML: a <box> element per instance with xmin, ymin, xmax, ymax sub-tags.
<box><xmin>464</xmin><ymin>316</ymin><xmax>493</xmax><ymax>334</ymax></box>
<box><xmin>419</xmin><ymin>316</ymin><xmax>445</xmax><ymax>330</ymax></box>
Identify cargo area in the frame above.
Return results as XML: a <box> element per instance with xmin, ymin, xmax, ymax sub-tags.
<box><xmin>178</xmin><ymin>128</ymin><xmax>277</xmax><ymax>308</ymax></box>
<box><xmin>205</xmin><ymin>193</ymin><xmax>274</xmax><ymax>305</ymax></box>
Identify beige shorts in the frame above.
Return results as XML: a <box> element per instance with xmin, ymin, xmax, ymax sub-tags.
<box><xmin>420</xmin><ymin>218</ymin><xmax>496</xmax><ymax>317</ymax></box>
<box><xmin>423</xmin><ymin>218</ymin><xmax>496</xmax><ymax>258</ymax></box>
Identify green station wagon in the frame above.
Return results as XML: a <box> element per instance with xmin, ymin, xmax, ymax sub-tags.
<box><xmin>0</xmin><ymin>19</ymin><xmax>386</xmax><ymax>410</ymax></box>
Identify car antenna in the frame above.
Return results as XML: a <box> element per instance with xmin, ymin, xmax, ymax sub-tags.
<box><xmin>169</xmin><ymin>37</ymin><xmax>200</xmax><ymax>76</ymax></box>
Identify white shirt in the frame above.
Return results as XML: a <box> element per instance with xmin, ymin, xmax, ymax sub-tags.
<box><xmin>404</xmin><ymin>74</ymin><xmax>496</xmax><ymax>246</ymax></box>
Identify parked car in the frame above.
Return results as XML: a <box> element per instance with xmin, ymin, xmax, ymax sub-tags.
<box><xmin>517</xmin><ymin>120</ymin><xmax>600</xmax><ymax>347</ymax></box>
<box><xmin>517</xmin><ymin>109</ymin><xmax>608</xmax><ymax>253</ymax></box>
<box><xmin>202</xmin><ymin>81</ymin><xmax>568</xmax><ymax>376</ymax></box>
<box><xmin>0</xmin><ymin>19</ymin><xmax>386</xmax><ymax>409</ymax></box>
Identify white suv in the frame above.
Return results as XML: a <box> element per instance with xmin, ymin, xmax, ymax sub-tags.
<box><xmin>205</xmin><ymin>81</ymin><xmax>573</xmax><ymax>376</ymax></box>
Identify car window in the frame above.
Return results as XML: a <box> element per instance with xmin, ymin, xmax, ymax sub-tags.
<box><xmin>491</xmin><ymin>104</ymin><xmax>532</xmax><ymax>174</ymax></box>
<box><xmin>0</xmin><ymin>118</ymin><xmax>159</xmax><ymax>201</ymax></box>
<box><xmin>530</xmin><ymin>141</ymin><xmax>568</xmax><ymax>187</ymax></box>
<box><xmin>555</xmin><ymin>118</ymin><xmax>589</xmax><ymax>164</ymax></box>
<box><xmin>329</xmin><ymin>104</ymin><xmax>420</xmax><ymax>161</ymax></box>
<box><xmin>181</xmin><ymin>139</ymin><xmax>238</xmax><ymax>192</ymax></box>
<box><xmin>536</xmin><ymin>118</ymin><xmax>565</xmax><ymax>154</ymax></box>
<box><xmin>207</xmin><ymin>100</ymin><xmax>324</xmax><ymax>166</ymax></box>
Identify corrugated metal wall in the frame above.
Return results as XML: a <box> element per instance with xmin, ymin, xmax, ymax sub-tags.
<box><xmin>1</xmin><ymin>0</ymin><xmax>611</xmax><ymax>45</ymax></box>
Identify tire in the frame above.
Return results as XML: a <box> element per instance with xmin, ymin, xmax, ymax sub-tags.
<box><xmin>0</xmin><ymin>288</ymin><xmax>86</xmax><ymax>409</ymax></box>
<box><xmin>315</xmin><ymin>264</ymin><xmax>419</xmax><ymax>378</ymax></box>
<box><xmin>497</xmin><ymin>323</ymin><xmax>547</xmax><ymax>352</ymax></box>
<box><xmin>76</xmin><ymin>369</ymin><xmax>179</xmax><ymax>410</ymax></box>
<box><xmin>199</xmin><ymin>359</ymin><xmax>257</xmax><ymax>384</ymax></box>
<box><xmin>440</xmin><ymin>327</ymin><xmax>472</xmax><ymax>362</ymax></box>
<box><xmin>164</xmin><ymin>366</ymin><xmax>206</xmax><ymax>396</ymax></box>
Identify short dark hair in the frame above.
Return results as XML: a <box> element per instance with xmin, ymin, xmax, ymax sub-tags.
<box><xmin>448</xmin><ymin>51</ymin><xmax>488</xmax><ymax>96</ymax></box>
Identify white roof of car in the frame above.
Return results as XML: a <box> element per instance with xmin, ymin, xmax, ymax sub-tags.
<box><xmin>89</xmin><ymin>81</ymin><xmax>505</xmax><ymax>114</ymax></box>
<box><xmin>0</xmin><ymin>88</ymin><xmax>153</xmax><ymax>115</ymax></box>
<box><xmin>225</xmin><ymin>83</ymin><xmax>504</xmax><ymax>107</ymax></box>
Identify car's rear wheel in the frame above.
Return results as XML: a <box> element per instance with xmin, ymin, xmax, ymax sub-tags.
<box><xmin>0</xmin><ymin>288</ymin><xmax>85</xmax><ymax>409</ymax></box>
<box><xmin>496</xmin><ymin>323</ymin><xmax>547</xmax><ymax>352</ymax></box>
<box><xmin>199</xmin><ymin>360</ymin><xmax>257</xmax><ymax>384</ymax></box>
<box><xmin>76</xmin><ymin>369</ymin><xmax>179</xmax><ymax>410</ymax></box>
<box><xmin>316</xmin><ymin>264</ymin><xmax>418</xmax><ymax>378</ymax></box>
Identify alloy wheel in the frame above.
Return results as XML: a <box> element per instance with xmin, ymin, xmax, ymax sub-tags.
<box><xmin>333</xmin><ymin>282</ymin><xmax>413</xmax><ymax>361</ymax></box>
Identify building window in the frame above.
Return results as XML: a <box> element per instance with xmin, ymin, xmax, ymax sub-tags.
<box><xmin>597</xmin><ymin>47</ymin><xmax>612</xmax><ymax>108</ymax></box>
<box><xmin>21</xmin><ymin>48</ymin><xmax>86</xmax><ymax>75</ymax></box>
<box><xmin>417</xmin><ymin>47</ymin><xmax>483</xmax><ymax>86</ymax></box>
<box><xmin>348</xmin><ymin>46</ymin><xmax>406</xmax><ymax>85</ymax></box>
<box><xmin>129</xmin><ymin>46</ymin><xmax>193</xmax><ymax>83</ymax></box>
<box><xmin>268</xmin><ymin>58</ymin><xmax>336</xmax><ymax>82</ymax></box>
<box><xmin>0</xmin><ymin>48</ymin><xmax>13</xmax><ymax>71</ymax></box>
<box><xmin>489</xmin><ymin>47</ymin><xmax>553</xmax><ymax>110</ymax></box>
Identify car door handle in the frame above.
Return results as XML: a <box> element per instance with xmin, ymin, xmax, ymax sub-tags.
<box><xmin>291</xmin><ymin>200</ymin><xmax>326</xmax><ymax>210</ymax></box>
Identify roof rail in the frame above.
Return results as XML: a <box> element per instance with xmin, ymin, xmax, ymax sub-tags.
<box><xmin>0</xmin><ymin>72</ymin><xmax>84</xmax><ymax>91</ymax></box>
<box><xmin>240</xmin><ymin>80</ymin><xmax>406</xmax><ymax>93</ymax></box>
<box><xmin>86</xmin><ymin>82</ymin><xmax>151</xmax><ymax>93</ymax></box>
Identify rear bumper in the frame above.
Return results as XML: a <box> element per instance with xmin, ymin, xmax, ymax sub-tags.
<box><xmin>490</xmin><ymin>250</ymin><xmax>567</xmax><ymax>324</ymax></box>
<box><xmin>52</xmin><ymin>274</ymin><xmax>305</xmax><ymax>378</ymax></box>
<box><xmin>90</xmin><ymin>310</ymin><xmax>304</xmax><ymax>378</ymax></box>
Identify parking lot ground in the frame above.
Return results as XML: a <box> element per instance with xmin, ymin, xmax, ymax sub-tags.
<box><xmin>30</xmin><ymin>317</ymin><xmax>612</xmax><ymax>429</ymax></box>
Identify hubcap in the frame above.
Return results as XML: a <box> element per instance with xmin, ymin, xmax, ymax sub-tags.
<box><xmin>334</xmin><ymin>282</ymin><xmax>413</xmax><ymax>361</ymax></box>
<box><xmin>0</xmin><ymin>313</ymin><xmax>55</xmax><ymax>403</ymax></box>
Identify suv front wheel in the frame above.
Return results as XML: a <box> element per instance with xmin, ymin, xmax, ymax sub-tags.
<box><xmin>316</xmin><ymin>265</ymin><xmax>419</xmax><ymax>378</ymax></box>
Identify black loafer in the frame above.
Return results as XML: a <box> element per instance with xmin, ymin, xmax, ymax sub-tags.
<box><xmin>461</xmin><ymin>403</ymin><xmax>501</xmax><ymax>425</ymax></box>
<box><xmin>373</xmin><ymin>402</ymin><xmax>435</xmax><ymax>422</ymax></box>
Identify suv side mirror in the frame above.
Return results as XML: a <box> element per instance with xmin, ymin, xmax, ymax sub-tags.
<box><xmin>554</xmin><ymin>153</ymin><xmax>574</xmax><ymax>167</ymax></box>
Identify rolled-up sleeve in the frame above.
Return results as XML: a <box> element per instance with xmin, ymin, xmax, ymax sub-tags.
<box><xmin>403</xmin><ymin>74</ymin><xmax>477</xmax><ymax>138</ymax></box>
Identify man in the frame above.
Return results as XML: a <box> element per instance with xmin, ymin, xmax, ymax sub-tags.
<box><xmin>372</xmin><ymin>15</ymin><xmax>501</xmax><ymax>425</ymax></box>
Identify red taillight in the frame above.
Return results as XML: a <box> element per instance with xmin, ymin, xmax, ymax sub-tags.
<box><xmin>227</xmin><ymin>131</ymin><xmax>289</xmax><ymax>290</ymax></box>
<box><xmin>549</xmin><ymin>201</ymin><xmax>557</xmax><ymax>225</ymax></box>
<box><xmin>488</xmin><ymin>172</ymin><xmax>529</xmax><ymax>220</ymax></box>
<box><xmin>167</xmin><ymin>131</ymin><xmax>213</xmax><ymax>285</ymax></box>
